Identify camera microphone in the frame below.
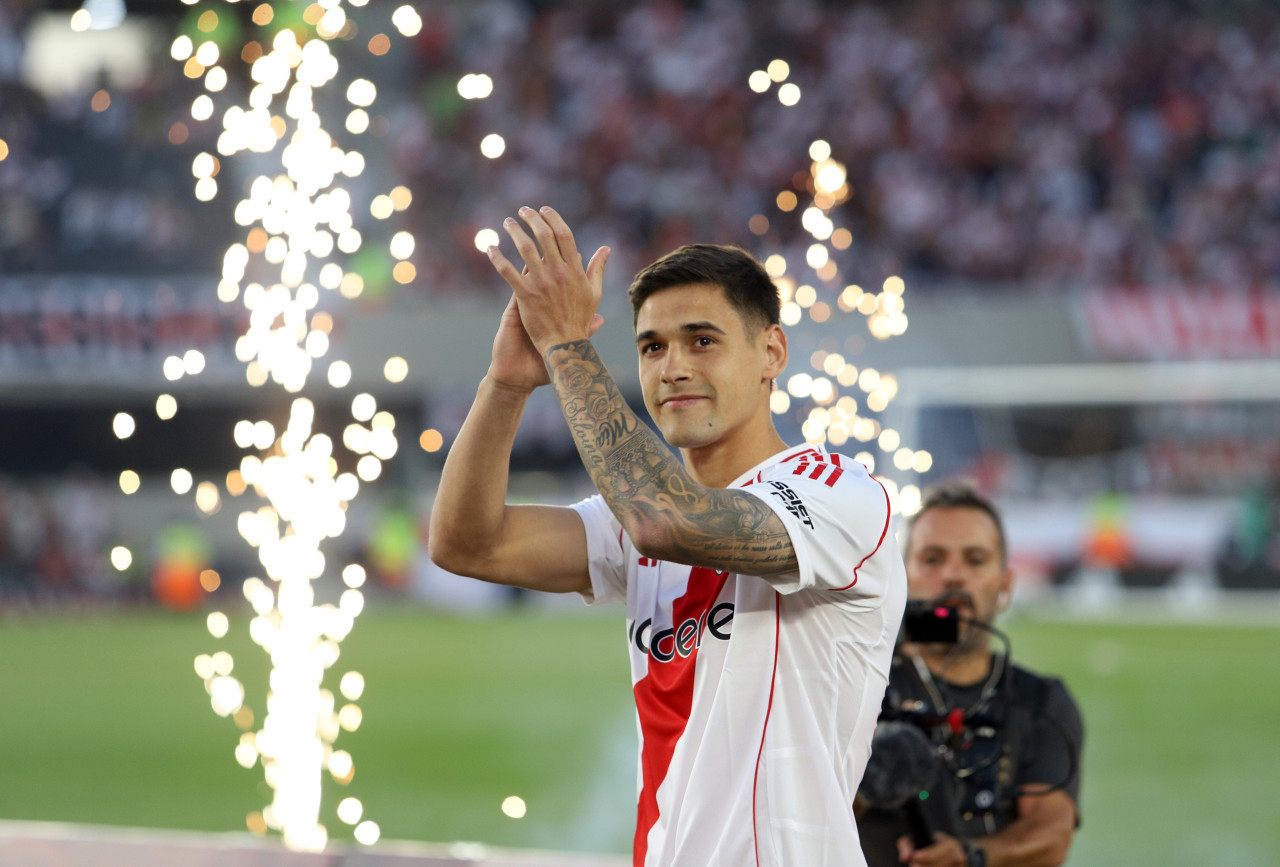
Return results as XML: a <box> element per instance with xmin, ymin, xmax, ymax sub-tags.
<box><xmin>858</xmin><ymin>721</ymin><xmax>939</xmax><ymax>849</ymax></box>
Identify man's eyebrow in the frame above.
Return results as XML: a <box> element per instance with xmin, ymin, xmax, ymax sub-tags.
<box><xmin>636</xmin><ymin>321</ymin><xmax>729</xmax><ymax>345</ymax></box>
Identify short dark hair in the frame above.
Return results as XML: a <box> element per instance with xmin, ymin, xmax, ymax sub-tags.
<box><xmin>905</xmin><ymin>480</ymin><xmax>1008</xmax><ymax>567</ymax></box>
<box><xmin>628</xmin><ymin>244</ymin><xmax>780</xmax><ymax>332</ymax></box>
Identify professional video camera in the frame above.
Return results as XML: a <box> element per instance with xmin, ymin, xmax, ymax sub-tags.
<box><xmin>856</xmin><ymin>601</ymin><xmax>969</xmax><ymax>853</ymax></box>
<box><xmin>857</xmin><ymin>601</ymin><xmax>1080</xmax><ymax>866</ymax></box>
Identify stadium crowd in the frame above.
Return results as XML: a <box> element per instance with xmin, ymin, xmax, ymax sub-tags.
<box><xmin>2</xmin><ymin>0</ymin><xmax>1280</xmax><ymax>603</ymax></box>
<box><xmin>0</xmin><ymin>471</ymin><xmax>124</xmax><ymax>603</ymax></box>
<box><xmin>1</xmin><ymin>0</ymin><xmax>1278</xmax><ymax>298</ymax></box>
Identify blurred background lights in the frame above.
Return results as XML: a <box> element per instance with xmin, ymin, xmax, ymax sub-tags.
<box><xmin>207</xmin><ymin>611</ymin><xmax>230</xmax><ymax>639</ymax></box>
<box><xmin>383</xmin><ymin>357</ymin><xmax>408</xmax><ymax>383</ymax></box>
<box><xmin>339</xmin><ymin>671</ymin><xmax>365</xmax><ymax>700</ymax></box>
<box><xmin>201</xmin><ymin>569</ymin><xmax>222</xmax><ymax>592</ymax></box>
<box><xmin>171</xmin><ymin>34</ymin><xmax>192</xmax><ymax>61</ymax></box>
<box><xmin>328</xmin><ymin>750</ymin><xmax>353</xmax><ymax>782</ymax></box>
<box><xmin>370</xmin><ymin>195</ymin><xmax>394</xmax><ymax>219</ymax></box>
<box><xmin>112</xmin><ymin>412</ymin><xmax>135</xmax><ymax>439</ymax></box>
<box><xmin>480</xmin><ymin>133</ymin><xmax>506</xmax><ymax>159</ymax></box>
<box><xmin>183</xmin><ymin>349</ymin><xmax>206</xmax><ymax>376</ymax></box>
<box><xmin>196</xmin><ymin>481</ymin><xmax>222</xmax><ymax>515</ymax></box>
<box><xmin>474</xmin><ymin>228</ymin><xmax>500</xmax><ymax>252</ymax></box>
<box><xmin>327</xmin><ymin>361</ymin><xmax>352</xmax><ymax>388</ymax></box>
<box><xmin>346</xmin><ymin>109</ymin><xmax>369</xmax><ymax>135</ymax></box>
<box><xmin>419</xmin><ymin>429</ymin><xmax>444</xmax><ymax>453</ymax></box>
<box><xmin>210</xmin><ymin>676</ymin><xmax>245</xmax><ymax>717</ymax></box>
<box><xmin>353</xmin><ymin>821</ymin><xmax>380</xmax><ymax>846</ymax></box>
<box><xmin>389</xmin><ymin>231</ymin><xmax>414</xmax><ymax>260</ymax></box>
<box><xmin>391</xmin><ymin>6</ymin><xmax>422</xmax><ymax>37</ymax></box>
<box><xmin>171</xmin><ymin>468</ymin><xmax>193</xmax><ymax>495</ymax></box>
<box><xmin>356</xmin><ymin>455</ymin><xmax>382</xmax><ymax>481</ymax></box>
<box><xmin>110</xmin><ymin>546</ymin><xmax>132</xmax><ymax>571</ymax></box>
<box><xmin>502</xmin><ymin>796</ymin><xmax>527</xmax><ymax>819</ymax></box>
<box><xmin>389</xmin><ymin>186</ymin><xmax>412</xmax><ymax>210</ymax></box>
<box><xmin>346</xmin><ymin>79</ymin><xmax>376</xmax><ymax>107</ymax></box>
<box><xmin>351</xmin><ymin>393</ymin><xmax>376</xmax><ymax>421</ymax></box>
<box><xmin>156</xmin><ymin>394</ymin><xmax>178</xmax><ymax>420</ymax></box>
<box><xmin>337</xmin><ymin>797</ymin><xmax>363</xmax><ymax>824</ymax></box>
<box><xmin>342</xmin><ymin>564</ymin><xmax>366</xmax><ymax>589</ymax></box>
<box><xmin>457</xmin><ymin>73</ymin><xmax>494</xmax><ymax>99</ymax></box>
<box><xmin>119</xmin><ymin>470</ymin><xmax>140</xmax><ymax>495</ymax></box>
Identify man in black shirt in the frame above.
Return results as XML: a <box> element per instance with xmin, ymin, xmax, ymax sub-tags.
<box><xmin>857</xmin><ymin>481</ymin><xmax>1083</xmax><ymax>866</ymax></box>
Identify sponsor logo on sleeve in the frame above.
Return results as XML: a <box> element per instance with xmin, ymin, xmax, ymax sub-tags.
<box><xmin>767</xmin><ymin>481</ymin><xmax>814</xmax><ymax>529</ymax></box>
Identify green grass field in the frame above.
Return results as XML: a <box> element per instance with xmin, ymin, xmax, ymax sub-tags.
<box><xmin>0</xmin><ymin>605</ymin><xmax>1276</xmax><ymax>864</ymax></box>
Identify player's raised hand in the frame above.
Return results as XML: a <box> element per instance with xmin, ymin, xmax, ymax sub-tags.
<box><xmin>486</xmin><ymin>205</ymin><xmax>610</xmax><ymax>355</ymax></box>
<box><xmin>488</xmin><ymin>285</ymin><xmax>605</xmax><ymax>394</ymax></box>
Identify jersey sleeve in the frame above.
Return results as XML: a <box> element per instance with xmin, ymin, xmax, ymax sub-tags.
<box><xmin>569</xmin><ymin>494</ymin><xmax>628</xmax><ymax>606</ymax></box>
<box><xmin>1018</xmin><ymin>678</ymin><xmax>1085</xmax><ymax>813</ymax></box>
<box><xmin>740</xmin><ymin>460</ymin><xmax>897</xmax><ymax>598</ymax></box>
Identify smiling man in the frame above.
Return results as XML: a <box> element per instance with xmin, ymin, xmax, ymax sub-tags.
<box><xmin>429</xmin><ymin>206</ymin><xmax>906</xmax><ymax>866</ymax></box>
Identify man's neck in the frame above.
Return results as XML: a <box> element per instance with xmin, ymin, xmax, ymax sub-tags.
<box><xmin>681</xmin><ymin>427</ymin><xmax>789</xmax><ymax>488</ymax></box>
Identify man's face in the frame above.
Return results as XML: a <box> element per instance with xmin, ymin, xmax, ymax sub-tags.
<box><xmin>905</xmin><ymin>506</ymin><xmax>1012</xmax><ymax>650</ymax></box>
<box><xmin>634</xmin><ymin>283</ymin><xmax>781</xmax><ymax>450</ymax></box>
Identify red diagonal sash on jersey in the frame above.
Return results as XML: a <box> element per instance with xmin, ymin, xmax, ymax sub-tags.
<box><xmin>632</xmin><ymin>566</ymin><xmax>732</xmax><ymax>866</ymax></box>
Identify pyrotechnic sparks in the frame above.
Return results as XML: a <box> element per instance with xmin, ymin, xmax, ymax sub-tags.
<box><xmin>502</xmin><ymin>796</ymin><xmax>528</xmax><ymax>819</ymax></box>
<box><xmin>748</xmin><ymin>86</ymin><xmax>929</xmax><ymax>511</ymax></box>
<box><xmin>145</xmin><ymin>0</ymin><xmax>437</xmax><ymax>851</ymax></box>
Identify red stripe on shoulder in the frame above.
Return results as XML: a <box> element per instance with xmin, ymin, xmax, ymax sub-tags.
<box><xmin>829</xmin><ymin>477</ymin><xmax>891</xmax><ymax>592</ymax></box>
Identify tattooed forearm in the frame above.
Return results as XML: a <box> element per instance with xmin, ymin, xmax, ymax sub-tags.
<box><xmin>544</xmin><ymin>339</ymin><xmax>798</xmax><ymax>575</ymax></box>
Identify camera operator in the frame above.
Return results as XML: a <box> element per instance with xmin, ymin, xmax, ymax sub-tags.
<box><xmin>857</xmin><ymin>482</ymin><xmax>1083</xmax><ymax>867</ymax></box>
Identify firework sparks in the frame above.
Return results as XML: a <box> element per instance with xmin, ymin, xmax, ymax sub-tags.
<box><xmin>146</xmin><ymin>0</ymin><xmax>437</xmax><ymax>851</ymax></box>
<box><xmin>751</xmin><ymin>88</ymin><xmax>929</xmax><ymax>513</ymax></box>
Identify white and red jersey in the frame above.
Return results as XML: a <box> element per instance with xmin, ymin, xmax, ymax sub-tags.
<box><xmin>573</xmin><ymin>443</ymin><xmax>907</xmax><ymax>867</ymax></box>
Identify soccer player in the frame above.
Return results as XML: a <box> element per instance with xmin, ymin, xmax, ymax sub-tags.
<box><xmin>858</xmin><ymin>482</ymin><xmax>1083</xmax><ymax>867</ymax></box>
<box><xmin>429</xmin><ymin>206</ymin><xmax>906</xmax><ymax>866</ymax></box>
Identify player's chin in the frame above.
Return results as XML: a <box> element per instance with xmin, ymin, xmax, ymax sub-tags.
<box><xmin>660</xmin><ymin>421</ymin><xmax>718</xmax><ymax>450</ymax></box>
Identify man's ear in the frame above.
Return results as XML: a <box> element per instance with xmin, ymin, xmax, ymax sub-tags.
<box><xmin>997</xmin><ymin>568</ymin><xmax>1014</xmax><ymax>612</ymax></box>
<box><xmin>762</xmin><ymin>323</ymin><xmax>787</xmax><ymax>383</ymax></box>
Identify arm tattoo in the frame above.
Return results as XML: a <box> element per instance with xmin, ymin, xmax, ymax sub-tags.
<box><xmin>545</xmin><ymin>340</ymin><xmax>798</xmax><ymax>575</ymax></box>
